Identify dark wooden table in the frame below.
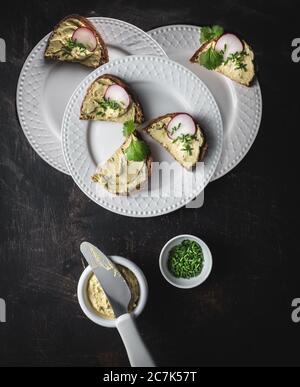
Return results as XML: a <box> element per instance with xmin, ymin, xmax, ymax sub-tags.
<box><xmin>0</xmin><ymin>0</ymin><xmax>299</xmax><ymax>367</ymax></box>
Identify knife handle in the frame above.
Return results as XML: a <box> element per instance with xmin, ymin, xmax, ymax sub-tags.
<box><xmin>116</xmin><ymin>313</ymin><xmax>155</xmax><ymax>367</ymax></box>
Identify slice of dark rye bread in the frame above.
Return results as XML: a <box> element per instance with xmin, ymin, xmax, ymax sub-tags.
<box><xmin>80</xmin><ymin>74</ymin><xmax>144</xmax><ymax>124</ymax></box>
<box><xmin>44</xmin><ymin>14</ymin><xmax>109</xmax><ymax>68</ymax></box>
<box><xmin>190</xmin><ymin>38</ymin><xmax>255</xmax><ymax>87</ymax></box>
<box><xmin>144</xmin><ymin>113</ymin><xmax>207</xmax><ymax>170</ymax></box>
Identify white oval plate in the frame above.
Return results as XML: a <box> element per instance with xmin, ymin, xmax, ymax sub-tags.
<box><xmin>148</xmin><ymin>25</ymin><xmax>262</xmax><ymax>181</ymax></box>
<box><xmin>62</xmin><ymin>55</ymin><xmax>223</xmax><ymax>217</ymax></box>
<box><xmin>16</xmin><ymin>17</ymin><xmax>166</xmax><ymax>175</ymax></box>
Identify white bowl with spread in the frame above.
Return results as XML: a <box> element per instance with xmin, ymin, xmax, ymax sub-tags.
<box><xmin>77</xmin><ymin>255</ymin><xmax>148</xmax><ymax>328</ymax></box>
<box><xmin>159</xmin><ymin>234</ymin><xmax>213</xmax><ymax>289</ymax></box>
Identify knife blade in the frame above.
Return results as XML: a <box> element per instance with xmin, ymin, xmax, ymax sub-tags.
<box><xmin>80</xmin><ymin>242</ymin><xmax>132</xmax><ymax>317</ymax></box>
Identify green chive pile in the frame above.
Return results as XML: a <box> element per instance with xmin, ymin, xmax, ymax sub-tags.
<box><xmin>168</xmin><ymin>240</ymin><xmax>204</xmax><ymax>279</ymax></box>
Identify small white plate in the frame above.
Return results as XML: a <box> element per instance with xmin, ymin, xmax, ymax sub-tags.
<box><xmin>159</xmin><ymin>234</ymin><xmax>213</xmax><ymax>289</ymax></box>
<box><xmin>62</xmin><ymin>55</ymin><xmax>223</xmax><ymax>217</ymax></box>
<box><xmin>16</xmin><ymin>17</ymin><xmax>166</xmax><ymax>175</ymax></box>
<box><xmin>148</xmin><ymin>25</ymin><xmax>262</xmax><ymax>180</ymax></box>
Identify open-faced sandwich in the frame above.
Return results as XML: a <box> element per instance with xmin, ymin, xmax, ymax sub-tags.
<box><xmin>190</xmin><ymin>25</ymin><xmax>255</xmax><ymax>86</ymax></box>
<box><xmin>144</xmin><ymin>113</ymin><xmax>207</xmax><ymax>170</ymax></box>
<box><xmin>80</xmin><ymin>74</ymin><xmax>144</xmax><ymax>124</ymax></box>
<box><xmin>44</xmin><ymin>15</ymin><xmax>108</xmax><ymax>68</ymax></box>
<box><xmin>92</xmin><ymin>121</ymin><xmax>151</xmax><ymax>195</ymax></box>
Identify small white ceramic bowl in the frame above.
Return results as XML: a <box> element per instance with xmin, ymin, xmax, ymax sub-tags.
<box><xmin>159</xmin><ymin>234</ymin><xmax>213</xmax><ymax>289</ymax></box>
<box><xmin>77</xmin><ymin>255</ymin><xmax>148</xmax><ymax>328</ymax></box>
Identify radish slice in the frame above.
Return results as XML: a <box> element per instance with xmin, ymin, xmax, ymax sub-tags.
<box><xmin>104</xmin><ymin>85</ymin><xmax>130</xmax><ymax>109</ymax></box>
<box><xmin>215</xmin><ymin>33</ymin><xmax>243</xmax><ymax>61</ymax></box>
<box><xmin>167</xmin><ymin>113</ymin><xmax>196</xmax><ymax>140</ymax></box>
<box><xmin>72</xmin><ymin>27</ymin><xmax>97</xmax><ymax>51</ymax></box>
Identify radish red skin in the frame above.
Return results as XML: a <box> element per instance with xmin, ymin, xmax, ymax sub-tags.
<box><xmin>72</xmin><ymin>27</ymin><xmax>97</xmax><ymax>51</ymax></box>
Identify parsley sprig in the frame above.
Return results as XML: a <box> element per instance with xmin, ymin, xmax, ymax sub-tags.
<box><xmin>125</xmin><ymin>139</ymin><xmax>150</xmax><ymax>161</ymax></box>
<box><xmin>199</xmin><ymin>46</ymin><xmax>224</xmax><ymax>70</ymax></box>
<box><xmin>200</xmin><ymin>25</ymin><xmax>224</xmax><ymax>44</ymax></box>
<box><xmin>122</xmin><ymin>120</ymin><xmax>136</xmax><ymax>137</ymax></box>
<box><xmin>122</xmin><ymin>121</ymin><xmax>150</xmax><ymax>162</ymax></box>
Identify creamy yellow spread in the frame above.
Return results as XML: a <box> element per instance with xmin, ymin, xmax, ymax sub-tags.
<box><xmin>197</xmin><ymin>41</ymin><xmax>255</xmax><ymax>86</ymax></box>
<box><xmin>92</xmin><ymin>134</ymin><xmax>149</xmax><ymax>195</ymax></box>
<box><xmin>80</xmin><ymin>77</ymin><xmax>135</xmax><ymax>122</ymax></box>
<box><xmin>147</xmin><ymin>117</ymin><xmax>205</xmax><ymax>169</ymax></box>
<box><xmin>87</xmin><ymin>264</ymin><xmax>140</xmax><ymax>319</ymax></box>
<box><xmin>45</xmin><ymin>17</ymin><xmax>102</xmax><ymax>68</ymax></box>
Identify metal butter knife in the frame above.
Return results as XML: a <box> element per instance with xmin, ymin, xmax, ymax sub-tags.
<box><xmin>80</xmin><ymin>242</ymin><xmax>155</xmax><ymax>367</ymax></box>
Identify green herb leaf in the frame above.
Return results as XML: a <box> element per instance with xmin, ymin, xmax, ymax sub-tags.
<box><xmin>123</xmin><ymin>120</ymin><xmax>136</xmax><ymax>137</ymax></box>
<box><xmin>199</xmin><ymin>46</ymin><xmax>224</xmax><ymax>70</ymax></box>
<box><xmin>125</xmin><ymin>138</ymin><xmax>150</xmax><ymax>161</ymax></box>
<box><xmin>200</xmin><ymin>25</ymin><xmax>224</xmax><ymax>44</ymax></box>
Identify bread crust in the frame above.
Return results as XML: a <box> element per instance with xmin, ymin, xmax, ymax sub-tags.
<box><xmin>144</xmin><ymin>113</ymin><xmax>207</xmax><ymax>169</ymax></box>
<box><xmin>190</xmin><ymin>39</ymin><xmax>213</xmax><ymax>63</ymax></box>
<box><xmin>80</xmin><ymin>74</ymin><xmax>145</xmax><ymax>124</ymax></box>
<box><xmin>44</xmin><ymin>14</ymin><xmax>109</xmax><ymax>68</ymax></box>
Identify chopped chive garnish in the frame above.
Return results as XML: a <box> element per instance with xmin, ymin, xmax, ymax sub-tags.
<box><xmin>168</xmin><ymin>240</ymin><xmax>204</xmax><ymax>279</ymax></box>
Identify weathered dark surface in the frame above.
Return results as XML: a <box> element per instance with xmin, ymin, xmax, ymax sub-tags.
<box><xmin>0</xmin><ymin>0</ymin><xmax>299</xmax><ymax>367</ymax></box>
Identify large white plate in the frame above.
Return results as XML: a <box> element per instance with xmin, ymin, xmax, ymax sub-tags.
<box><xmin>148</xmin><ymin>25</ymin><xmax>262</xmax><ymax>180</ymax></box>
<box><xmin>62</xmin><ymin>55</ymin><xmax>223</xmax><ymax>217</ymax></box>
<box><xmin>16</xmin><ymin>17</ymin><xmax>166</xmax><ymax>175</ymax></box>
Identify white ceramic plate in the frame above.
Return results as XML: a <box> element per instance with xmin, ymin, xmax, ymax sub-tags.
<box><xmin>62</xmin><ymin>55</ymin><xmax>223</xmax><ymax>217</ymax></box>
<box><xmin>16</xmin><ymin>17</ymin><xmax>166</xmax><ymax>175</ymax></box>
<box><xmin>148</xmin><ymin>25</ymin><xmax>262</xmax><ymax>180</ymax></box>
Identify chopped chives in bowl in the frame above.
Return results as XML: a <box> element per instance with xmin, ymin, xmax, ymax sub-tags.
<box><xmin>167</xmin><ymin>240</ymin><xmax>204</xmax><ymax>279</ymax></box>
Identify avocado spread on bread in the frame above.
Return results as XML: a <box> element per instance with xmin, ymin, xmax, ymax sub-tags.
<box><xmin>144</xmin><ymin>113</ymin><xmax>206</xmax><ymax>170</ymax></box>
<box><xmin>80</xmin><ymin>75</ymin><xmax>144</xmax><ymax>124</ymax></box>
<box><xmin>190</xmin><ymin>25</ymin><xmax>255</xmax><ymax>86</ymax></box>
<box><xmin>44</xmin><ymin>15</ymin><xmax>108</xmax><ymax>68</ymax></box>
